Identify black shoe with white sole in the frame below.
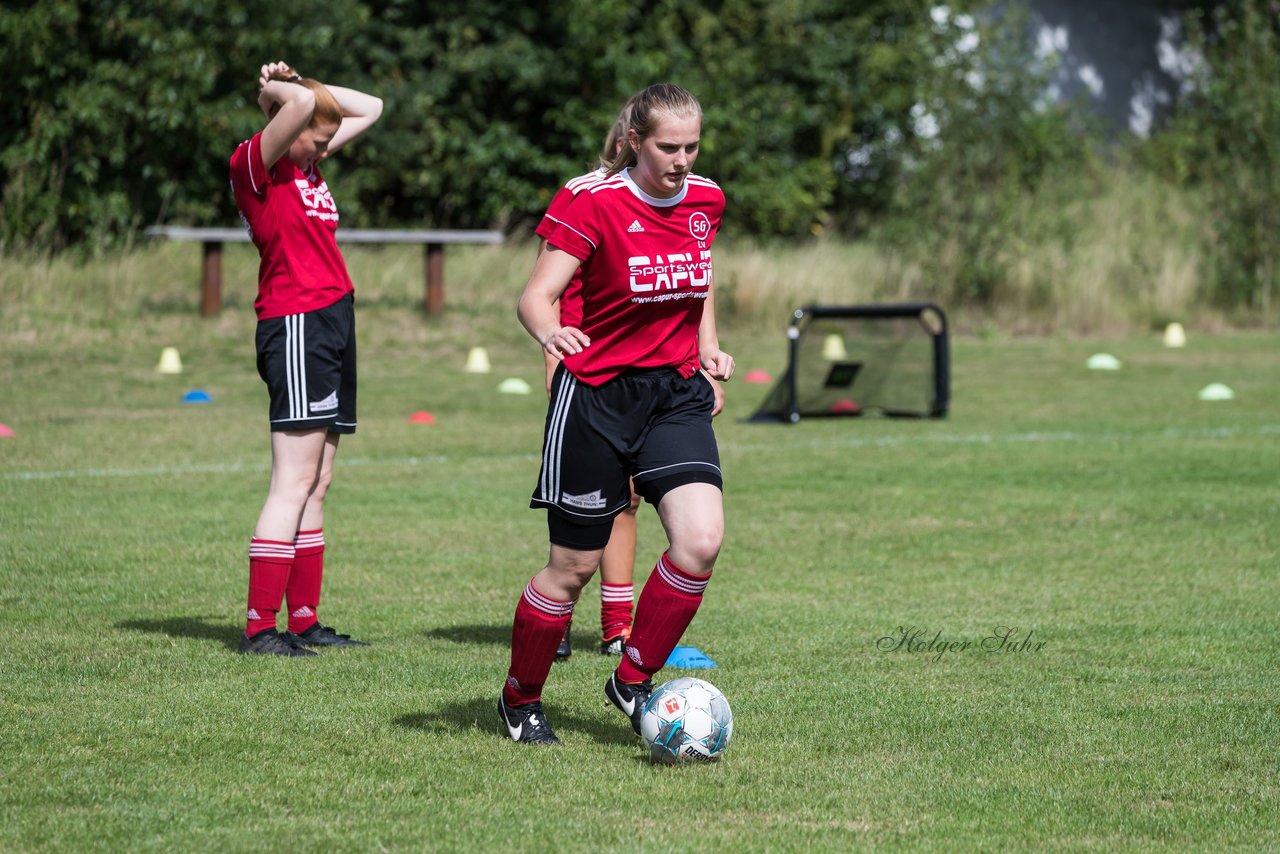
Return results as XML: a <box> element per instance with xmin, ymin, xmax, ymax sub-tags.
<box><xmin>498</xmin><ymin>695</ymin><xmax>561</xmax><ymax>745</ymax></box>
<box><xmin>604</xmin><ymin>671</ymin><xmax>653</xmax><ymax>735</ymax></box>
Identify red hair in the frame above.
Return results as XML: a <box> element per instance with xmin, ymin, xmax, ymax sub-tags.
<box><xmin>270</xmin><ymin>71</ymin><xmax>342</xmax><ymax>128</ymax></box>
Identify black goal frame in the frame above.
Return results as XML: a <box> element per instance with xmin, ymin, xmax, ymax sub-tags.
<box><xmin>749</xmin><ymin>303</ymin><xmax>950</xmax><ymax>423</ymax></box>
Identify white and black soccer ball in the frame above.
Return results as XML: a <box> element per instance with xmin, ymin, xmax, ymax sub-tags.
<box><xmin>639</xmin><ymin>677</ymin><xmax>733</xmax><ymax>764</ymax></box>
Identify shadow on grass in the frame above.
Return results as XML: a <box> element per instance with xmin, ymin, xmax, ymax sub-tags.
<box><xmin>423</xmin><ymin>623</ymin><xmax>510</xmax><ymax>647</ymax></box>
<box><xmin>115</xmin><ymin>616</ymin><xmax>240</xmax><ymax>651</ymax></box>
<box><xmin>423</xmin><ymin>623</ymin><xmax>604</xmax><ymax>651</ymax></box>
<box><xmin>394</xmin><ymin>696</ymin><xmax>635</xmax><ymax>747</ymax></box>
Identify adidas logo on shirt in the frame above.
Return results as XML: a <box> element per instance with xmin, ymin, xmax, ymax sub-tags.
<box><xmin>627</xmin><ymin>220</ymin><xmax>644</xmax><ymax>233</ymax></box>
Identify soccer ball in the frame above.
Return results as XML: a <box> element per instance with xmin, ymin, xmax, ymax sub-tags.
<box><xmin>639</xmin><ymin>677</ymin><xmax>733</xmax><ymax>764</ymax></box>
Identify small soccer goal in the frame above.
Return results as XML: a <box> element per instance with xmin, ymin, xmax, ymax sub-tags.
<box><xmin>749</xmin><ymin>303</ymin><xmax>949</xmax><ymax>423</ymax></box>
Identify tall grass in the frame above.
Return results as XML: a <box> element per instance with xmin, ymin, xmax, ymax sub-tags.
<box><xmin>0</xmin><ymin>166</ymin><xmax>1240</xmax><ymax>342</ymax></box>
<box><xmin>993</xmin><ymin>169</ymin><xmax>1210</xmax><ymax>335</ymax></box>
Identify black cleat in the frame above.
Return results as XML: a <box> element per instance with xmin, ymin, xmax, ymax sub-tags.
<box><xmin>604</xmin><ymin>671</ymin><xmax>653</xmax><ymax>735</ymax></box>
<box><xmin>599</xmin><ymin>631</ymin><xmax>628</xmax><ymax>657</ymax></box>
<box><xmin>498</xmin><ymin>695</ymin><xmax>561</xmax><ymax>745</ymax></box>
<box><xmin>238</xmin><ymin>629</ymin><xmax>318</xmax><ymax>657</ymax></box>
<box><xmin>286</xmin><ymin>623</ymin><xmax>369</xmax><ymax>648</ymax></box>
<box><xmin>554</xmin><ymin>623</ymin><xmax>572</xmax><ymax>661</ymax></box>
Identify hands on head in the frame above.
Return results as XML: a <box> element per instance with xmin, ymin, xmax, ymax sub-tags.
<box><xmin>258</xmin><ymin>61</ymin><xmax>298</xmax><ymax>91</ymax></box>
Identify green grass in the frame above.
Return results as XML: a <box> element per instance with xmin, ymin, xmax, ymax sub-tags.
<box><xmin>1</xmin><ymin>247</ymin><xmax>1279</xmax><ymax>850</ymax></box>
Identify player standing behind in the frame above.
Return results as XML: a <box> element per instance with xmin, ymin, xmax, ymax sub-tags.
<box><xmin>500</xmin><ymin>83</ymin><xmax>734</xmax><ymax>743</ymax></box>
<box><xmin>229</xmin><ymin>62</ymin><xmax>383</xmax><ymax>656</ymax></box>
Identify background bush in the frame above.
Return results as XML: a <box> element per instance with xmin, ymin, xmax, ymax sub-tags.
<box><xmin>0</xmin><ymin>0</ymin><xmax>925</xmax><ymax>249</ymax></box>
<box><xmin>1138</xmin><ymin>0</ymin><xmax>1280</xmax><ymax>318</ymax></box>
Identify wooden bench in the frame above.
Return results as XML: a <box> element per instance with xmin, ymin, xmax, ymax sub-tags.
<box><xmin>144</xmin><ymin>226</ymin><xmax>504</xmax><ymax>316</ymax></box>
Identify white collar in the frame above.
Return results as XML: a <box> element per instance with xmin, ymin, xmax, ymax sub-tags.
<box><xmin>619</xmin><ymin>168</ymin><xmax>687</xmax><ymax>207</ymax></box>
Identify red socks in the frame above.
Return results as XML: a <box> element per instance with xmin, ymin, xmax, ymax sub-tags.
<box><xmin>599</xmin><ymin>582</ymin><xmax>634</xmax><ymax>641</ymax></box>
<box><xmin>246</xmin><ymin>530</ymin><xmax>328</xmax><ymax>637</ymax></box>
<box><xmin>286</xmin><ymin>529</ymin><xmax>324</xmax><ymax>634</ymax></box>
<box><xmin>246</xmin><ymin>538</ymin><xmax>295</xmax><ymax>636</ymax></box>
<box><xmin>616</xmin><ymin>553</ymin><xmax>710</xmax><ymax>683</ymax></box>
<box><xmin>503</xmin><ymin>579</ymin><xmax>576</xmax><ymax>706</ymax></box>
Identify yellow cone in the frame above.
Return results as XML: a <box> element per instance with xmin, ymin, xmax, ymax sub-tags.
<box><xmin>157</xmin><ymin>347</ymin><xmax>183</xmax><ymax>374</ymax></box>
<box><xmin>464</xmin><ymin>346</ymin><xmax>491</xmax><ymax>374</ymax></box>
<box><xmin>822</xmin><ymin>334</ymin><xmax>847</xmax><ymax>361</ymax></box>
<box><xmin>1163</xmin><ymin>322</ymin><xmax>1186</xmax><ymax>348</ymax></box>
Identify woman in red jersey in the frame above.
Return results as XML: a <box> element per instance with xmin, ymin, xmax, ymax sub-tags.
<box><xmin>536</xmin><ymin>99</ymin><xmax>726</xmax><ymax>662</ymax></box>
<box><xmin>229</xmin><ymin>61</ymin><xmax>382</xmax><ymax>656</ymax></box>
<box><xmin>500</xmin><ymin>83</ymin><xmax>734</xmax><ymax>743</ymax></box>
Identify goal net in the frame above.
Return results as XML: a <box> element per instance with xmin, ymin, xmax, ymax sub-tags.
<box><xmin>749</xmin><ymin>303</ymin><xmax>949</xmax><ymax>422</ymax></box>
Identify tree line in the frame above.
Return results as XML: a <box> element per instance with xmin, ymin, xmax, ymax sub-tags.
<box><xmin>1</xmin><ymin>0</ymin><xmax>1274</xmax><ymax>311</ymax></box>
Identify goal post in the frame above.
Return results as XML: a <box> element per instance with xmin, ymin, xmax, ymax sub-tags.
<box><xmin>749</xmin><ymin>303</ymin><xmax>950</xmax><ymax>423</ymax></box>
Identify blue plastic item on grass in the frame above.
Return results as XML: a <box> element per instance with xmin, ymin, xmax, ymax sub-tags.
<box><xmin>665</xmin><ymin>646</ymin><xmax>718</xmax><ymax>668</ymax></box>
<box><xmin>182</xmin><ymin>389</ymin><xmax>212</xmax><ymax>404</ymax></box>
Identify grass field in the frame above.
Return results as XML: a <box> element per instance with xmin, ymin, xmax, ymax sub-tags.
<box><xmin>1</xmin><ymin>245</ymin><xmax>1278</xmax><ymax>850</ymax></box>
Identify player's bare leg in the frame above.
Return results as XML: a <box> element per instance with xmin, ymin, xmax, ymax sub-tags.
<box><xmin>254</xmin><ymin>428</ymin><xmax>329</xmax><ymax>541</ymax></box>
<box><xmin>536</xmin><ymin>544</ymin><xmax>604</xmax><ymax>601</ymax></box>
<box><xmin>297</xmin><ymin>432</ymin><xmax>339</xmax><ymax>532</ymax></box>
<box><xmin>283</xmin><ymin>432</ymin><xmax>367</xmax><ymax>648</ymax></box>
<box><xmin>598</xmin><ymin>488</ymin><xmax>640</xmax><ymax>654</ymax></box>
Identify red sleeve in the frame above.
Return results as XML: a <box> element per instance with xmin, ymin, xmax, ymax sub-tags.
<box><xmin>229</xmin><ymin>133</ymin><xmax>269</xmax><ymax>198</ymax></box>
<box><xmin>546</xmin><ymin>190</ymin><xmax>599</xmax><ymax>262</ymax></box>
<box><xmin>536</xmin><ymin>185</ymin><xmax>576</xmax><ymax>240</ymax></box>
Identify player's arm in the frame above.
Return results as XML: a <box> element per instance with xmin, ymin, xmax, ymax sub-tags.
<box><xmin>536</xmin><ymin>238</ymin><xmax>563</xmax><ymax>396</ymax></box>
<box><xmin>518</xmin><ymin>247</ymin><xmax>589</xmax><ymax>360</ymax></box>
<box><xmin>256</xmin><ymin>62</ymin><xmax>315</xmax><ymax>171</ymax></box>
<box><xmin>324</xmin><ymin>85</ymin><xmax>384</xmax><ymax>155</ymax></box>
<box><xmin>698</xmin><ymin>273</ymin><xmax>734</xmax><ymax>381</ymax></box>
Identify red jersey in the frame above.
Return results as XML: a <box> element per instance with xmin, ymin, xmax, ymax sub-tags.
<box><xmin>536</xmin><ymin>168</ymin><xmax>607</xmax><ymax>328</ymax></box>
<box><xmin>547</xmin><ymin>168</ymin><xmax>724</xmax><ymax>386</ymax></box>
<box><xmin>229</xmin><ymin>132</ymin><xmax>354</xmax><ymax>320</ymax></box>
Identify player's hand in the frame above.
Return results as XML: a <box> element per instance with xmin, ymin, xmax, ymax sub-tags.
<box><xmin>702</xmin><ymin>371</ymin><xmax>726</xmax><ymax>417</ymax></box>
<box><xmin>258</xmin><ymin>62</ymin><xmax>296</xmax><ymax>91</ymax></box>
<box><xmin>700</xmin><ymin>348</ymin><xmax>734</xmax><ymax>382</ymax></box>
<box><xmin>542</xmin><ymin>326</ymin><xmax>590</xmax><ymax>360</ymax></box>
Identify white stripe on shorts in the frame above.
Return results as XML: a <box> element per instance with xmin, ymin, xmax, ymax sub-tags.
<box><xmin>540</xmin><ymin>372</ymin><xmax>577</xmax><ymax>503</ymax></box>
<box><xmin>286</xmin><ymin>313</ymin><xmax>307</xmax><ymax>422</ymax></box>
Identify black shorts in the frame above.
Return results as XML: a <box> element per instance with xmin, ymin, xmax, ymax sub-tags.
<box><xmin>531</xmin><ymin>365</ymin><xmax>722</xmax><ymax>525</ymax></box>
<box><xmin>256</xmin><ymin>294</ymin><xmax>357</xmax><ymax>433</ymax></box>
